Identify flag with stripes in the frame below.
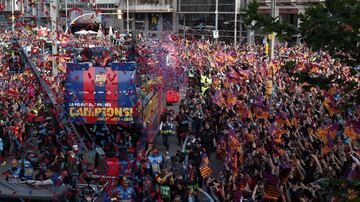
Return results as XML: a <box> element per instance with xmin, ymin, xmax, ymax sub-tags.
<box><xmin>344</xmin><ymin>126</ymin><xmax>358</xmax><ymax>141</ymax></box>
<box><xmin>344</xmin><ymin>120</ymin><xmax>360</xmax><ymax>141</ymax></box>
<box><xmin>199</xmin><ymin>153</ymin><xmax>212</xmax><ymax>178</ymax></box>
<box><xmin>263</xmin><ymin>172</ymin><xmax>279</xmax><ymax>200</ymax></box>
<box><xmin>229</xmin><ymin>134</ymin><xmax>241</xmax><ymax>152</ymax></box>
<box><xmin>322</xmin><ymin>145</ymin><xmax>331</xmax><ymax>156</ymax></box>
<box><xmin>229</xmin><ymin>151</ymin><xmax>238</xmax><ymax>176</ymax></box>
<box><xmin>316</xmin><ymin>127</ymin><xmax>330</xmax><ymax>144</ymax></box>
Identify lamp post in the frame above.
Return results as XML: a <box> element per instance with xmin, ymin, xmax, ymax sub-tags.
<box><xmin>269</xmin><ymin>0</ymin><xmax>276</xmax><ymax>61</ymax></box>
<box><xmin>65</xmin><ymin>0</ymin><xmax>68</xmax><ymax>33</ymax></box>
<box><xmin>11</xmin><ymin>0</ymin><xmax>15</xmax><ymax>33</ymax></box>
<box><xmin>215</xmin><ymin>0</ymin><xmax>218</xmax><ymax>42</ymax></box>
<box><xmin>126</xmin><ymin>0</ymin><xmax>129</xmax><ymax>34</ymax></box>
<box><xmin>234</xmin><ymin>0</ymin><xmax>239</xmax><ymax>46</ymax></box>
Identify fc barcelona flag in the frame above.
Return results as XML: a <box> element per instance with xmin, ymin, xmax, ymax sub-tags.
<box><xmin>65</xmin><ymin>62</ymin><xmax>137</xmax><ymax>124</ymax></box>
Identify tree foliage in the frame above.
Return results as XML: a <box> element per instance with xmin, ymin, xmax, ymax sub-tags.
<box><xmin>242</xmin><ymin>0</ymin><xmax>360</xmax><ymax>66</ymax></box>
<box><xmin>242</xmin><ymin>0</ymin><xmax>297</xmax><ymax>41</ymax></box>
<box><xmin>299</xmin><ymin>0</ymin><xmax>360</xmax><ymax>66</ymax></box>
<box><xmin>319</xmin><ymin>178</ymin><xmax>360</xmax><ymax>201</ymax></box>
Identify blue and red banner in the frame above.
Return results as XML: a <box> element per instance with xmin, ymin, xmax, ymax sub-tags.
<box><xmin>65</xmin><ymin>62</ymin><xmax>137</xmax><ymax>124</ymax></box>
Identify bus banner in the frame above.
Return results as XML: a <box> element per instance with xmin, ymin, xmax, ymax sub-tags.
<box><xmin>65</xmin><ymin>62</ymin><xmax>137</xmax><ymax>124</ymax></box>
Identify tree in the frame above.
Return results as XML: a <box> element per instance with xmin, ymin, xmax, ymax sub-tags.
<box><xmin>299</xmin><ymin>0</ymin><xmax>360</xmax><ymax>66</ymax></box>
<box><xmin>319</xmin><ymin>178</ymin><xmax>360</xmax><ymax>201</ymax></box>
<box><xmin>242</xmin><ymin>0</ymin><xmax>297</xmax><ymax>41</ymax></box>
<box><xmin>242</xmin><ymin>0</ymin><xmax>360</xmax><ymax>66</ymax></box>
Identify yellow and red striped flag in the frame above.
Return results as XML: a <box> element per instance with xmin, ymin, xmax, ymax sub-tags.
<box><xmin>199</xmin><ymin>153</ymin><xmax>212</xmax><ymax>178</ymax></box>
<box><xmin>344</xmin><ymin>126</ymin><xmax>358</xmax><ymax>141</ymax></box>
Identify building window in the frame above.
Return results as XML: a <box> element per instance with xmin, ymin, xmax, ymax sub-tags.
<box><xmin>163</xmin><ymin>13</ymin><xmax>172</xmax><ymax>30</ymax></box>
<box><xmin>135</xmin><ymin>13</ymin><xmax>146</xmax><ymax>30</ymax></box>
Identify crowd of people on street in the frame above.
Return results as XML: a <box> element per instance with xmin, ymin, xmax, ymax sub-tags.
<box><xmin>0</xmin><ymin>26</ymin><xmax>359</xmax><ymax>201</ymax></box>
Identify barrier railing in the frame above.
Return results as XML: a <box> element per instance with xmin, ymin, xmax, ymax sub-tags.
<box><xmin>15</xmin><ymin>39</ymin><xmax>89</xmax><ymax>152</ymax></box>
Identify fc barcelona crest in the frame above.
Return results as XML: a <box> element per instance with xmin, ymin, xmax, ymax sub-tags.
<box><xmin>95</xmin><ymin>73</ymin><xmax>107</xmax><ymax>87</ymax></box>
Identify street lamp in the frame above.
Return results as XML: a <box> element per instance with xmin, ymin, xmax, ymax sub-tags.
<box><xmin>214</xmin><ymin>0</ymin><xmax>218</xmax><ymax>42</ymax></box>
<box><xmin>234</xmin><ymin>0</ymin><xmax>239</xmax><ymax>46</ymax></box>
<box><xmin>269</xmin><ymin>0</ymin><xmax>277</xmax><ymax>61</ymax></box>
<box><xmin>11</xmin><ymin>0</ymin><xmax>15</xmax><ymax>33</ymax></box>
<box><xmin>126</xmin><ymin>0</ymin><xmax>129</xmax><ymax>34</ymax></box>
<box><xmin>65</xmin><ymin>0</ymin><xmax>68</xmax><ymax>32</ymax></box>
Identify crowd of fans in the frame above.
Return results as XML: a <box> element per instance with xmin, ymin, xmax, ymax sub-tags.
<box><xmin>172</xmin><ymin>40</ymin><xmax>360</xmax><ymax>201</ymax></box>
<box><xmin>0</xmin><ymin>27</ymin><xmax>359</xmax><ymax>202</ymax></box>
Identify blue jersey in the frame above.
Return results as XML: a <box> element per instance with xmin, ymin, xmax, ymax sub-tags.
<box><xmin>22</xmin><ymin>160</ymin><xmax>33</xmax><ymax>180</ymax></box>
<box><xmin>113</xmin><ymin>186</ymin><xmax>136</xmax><ymax>202</ymax></box>
<box><xmin>0</xmin><ymin>138</ymin><xmax>3</xmax><ymax>151</ymax></box>
<box><xmin>148</xmin><ymin>154</ymin><xmax>163</xmax><ymax>174</ymax></box>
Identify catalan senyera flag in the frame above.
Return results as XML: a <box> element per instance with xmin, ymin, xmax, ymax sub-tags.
<box><xmin>344</xmin><ymin>126</ymin><xmax>359</xmax><ymax>141</ymax></box>
<box><xmin>227</xmin><ymin>151</ymin><xmax>239</xmax><ymax>176</ymax></box>
<box><xmin>316</xmin><ymin>126</ymin><xmax>330</xmax><ymax>144</ymax></box>
<box><xmin>343</xmin><ymin>120</ymin><xmax>360</xmax><ymax>141</ymax></box>
<box><xmin>199</xmin><ymin>153</ymin><xmax>212</xmax><ymax>178</ymax></box>
<box><xmin>322</xmin><ymin>145</ymin><xmax>331</xmax><ymax>156</ymax></box>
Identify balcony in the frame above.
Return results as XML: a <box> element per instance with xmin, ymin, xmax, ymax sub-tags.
<box><xmin>119</xmin><ymin>0</ymin><xmax>174</xmax><ymax>13</ymax></box>
<box><xmin>260</xmin><ymin>0</ymin><xmax>325</xmax><ymax>3</ymax></box>
<box><xmin>1</xmin><ymin>1</ymin><xmax>21</xmax><ymax>12</ymax></box>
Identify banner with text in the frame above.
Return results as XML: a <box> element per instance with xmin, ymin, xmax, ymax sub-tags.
<box><xmin>65</xmin><ymin>62</ymin><xmax>137</xmax><ymax>124</ymax></box>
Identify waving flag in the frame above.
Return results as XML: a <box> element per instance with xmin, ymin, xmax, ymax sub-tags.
<box><xmin>316</xmin><ymin>126</ymin><xmax>330</xmax><ymax>144</ymax></box>
<box><xmin>199</xmin><ymin>153</ymin><xmax>212</xmax><ymax>178</ymax></box>
<box><xmin>228</xmin><ymin>133</ymin><xmax>241</xmax><ymax>152</ymax></box>
<box><xmin>344</xmin><ymin>121</ymin><xmax>360</xmax><ymax>141</ymax></box>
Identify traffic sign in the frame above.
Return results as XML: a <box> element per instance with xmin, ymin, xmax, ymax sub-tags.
<box><xmin>213</xmin><ymin>30</ymin><xmax>219</xmax><ymax>39</ymax></box>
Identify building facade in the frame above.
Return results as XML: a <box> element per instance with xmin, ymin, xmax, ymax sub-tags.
<box><xmin>0</xmin><ymin>0</ymin><xmax>325</xmax><ymax>43</ymax></box>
